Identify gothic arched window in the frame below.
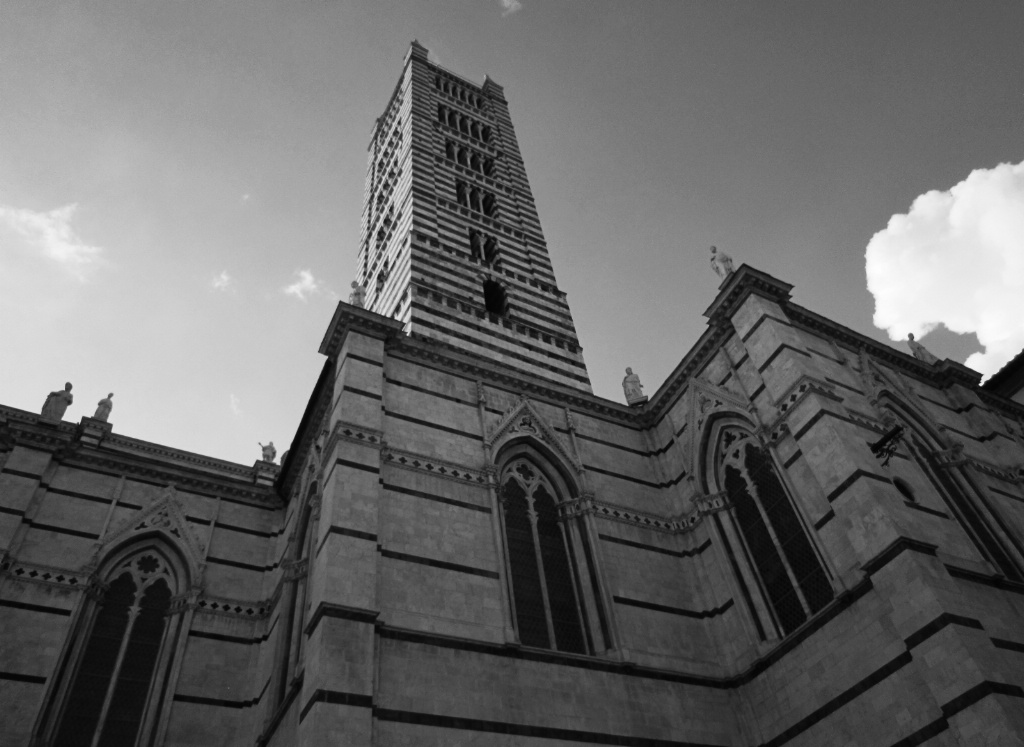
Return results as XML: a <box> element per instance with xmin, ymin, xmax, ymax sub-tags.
<box><xmin>48</xmin><ymin>544</ymin><xmax>184</xmax><ymax>747</ymax></box>
<box><xmin>499</xmin><ymin>459</ymin><xmax>588</xmax><ymax>654</ymax></box>
<box><xmin>716</xmin><ymin>429</ymin><xmax>833</xmax><ymax>636</ymax></box>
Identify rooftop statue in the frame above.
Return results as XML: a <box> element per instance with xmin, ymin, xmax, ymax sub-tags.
<box><xmin>710</xmin><ymin>245</ymin><xmax>735</xmax><ymax>279</ymax></box>
<box><xmin>41</xmin><ymin>382</ymin><xmax>73</xmax><ymax>421</ymax></box>
<box><xmin>94</xmin><ymin>393</ymin><xmax>114</xmax><ymax>422</ymax></box>
<box><xmin>622</xmin><ymin>367</ymin><xmax>647</xmax><ymax>405</ymax></box>
<box><xmin>259</xmin><ymin>441</ymin><xmax>277</xmax><ymax>463</ymax></box>
<box><xmin>349</xmin><ymin>281</ymin><xmax>367</xmax><ymax>308</ymax></box>
<box><xmin>906</xmin><ymin>333</ymin><xmax>939</xmax><ymax>365</ymax></box>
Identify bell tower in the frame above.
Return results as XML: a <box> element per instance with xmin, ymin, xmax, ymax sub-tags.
<box><xmin>357</xmin><ymin>41</ymin><xmax>591</xmax><ymax>393</ymax></box>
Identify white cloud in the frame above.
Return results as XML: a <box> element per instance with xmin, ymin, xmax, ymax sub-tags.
<box><xmin>229</xmin><ymin>393</ymin><xmax>242</xmax><ymax>416</ymax></box>
<box><xmin>500</xmin><ymin>0</ymin><xmax>522</xmax><ymax>16</ymax></box>
<box><xmin>866</xmin><ymin>160</ymin><xmax>1024</xmax><ymax>378</ymax></box>
<box><xmin>0</xmin><ymin>202</ymin><xmax>103</xmax><ymax>281</ymax></box>
<box><xmin>283</xmin><ymin>269</ymin><xmax>320</xmax><ymax>301</ymax></box>
<box><xmin>211</xmin><ymin>270</ymin><xmax>233</xmax><ymax>291</ymax></box>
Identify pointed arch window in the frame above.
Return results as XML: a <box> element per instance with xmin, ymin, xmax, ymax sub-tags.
<box><xmin>48</xmin><ymin>545</ymin><xmax>184</xmax><ymax>747</ymax></box>
<box><xmin>499</xmin><ymin>459</ymin><xmax>588</xmax><ymax>654</ymax></box>
<box><xmin>717</xmin><ymin>429</ymin><xmax>833</xmax><ymax>636</ymax></box>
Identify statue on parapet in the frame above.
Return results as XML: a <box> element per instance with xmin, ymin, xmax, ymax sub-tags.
<box><xmin>710</xmin><ymin>246</ymin><xmax>735</xmax><ymax>279</ymax></box>
<box><xmin>94</xmin><ymin>393</ymin><xmax>114</xmax><ymax>422</ymax></box>
<box><xmin>906</xmin><ymin>333</ymin><xmax>939</xmax><ymax>365</ymax></box>
<box><xmin>41</xmin><ymin>382</ymin><xmax>73</xmax><ymax>421</ymax></box>
<box><xmin>349</xmin><ymin>281</ymin><xmax>367</xmax><ymax>308</ymax></box>
<box><xmin>622</xmin><ymin>367</ymin><xmax>647</xmax><ymax>405</ymax></box>
<box><xmin>259</xmin><ymin>441</ymin><xmax>277</xmax><ymax>463</ymax></box>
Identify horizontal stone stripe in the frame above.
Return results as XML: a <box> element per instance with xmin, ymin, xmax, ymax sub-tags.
<box><xmin>333</xmin><ymin>458</ymin><xmax>380</xmax><ymax>474</ymax></box>
<box><xmin>860</xmin><ymin>537</ymin><xmax>937</xmax><ymax>577</ymax></box>
<box><xmin>385</xmin><ymin>410</ymin><xmax>481</xmax><ymax>441</ymax></box>
<box><xmin>206</xmin><ymin>556</ymin><xmax>272</xmax><ymax>573</ymax></box>
<box><xmin>410</xmin><ymin>314</ymin><xmax>591</xmax><ymax>384</ymax></box>
<box><xmin>792</xmin><ymin>408</ymin><xmax>870</xmax><ymax>442</ymax></box>
<box><xmin>991</xmin><ymin>638</ymin><xmax>1024</xmax><ymax>654</ymax></box>
<box><xmin>756</xmin><ymin>343</ymin><xmax>812</xmax><ymax>374</ymax></box>
<box><xmin>173</xmin><ymin>693</ymin><xmax>258</xmax><ymax>709</ymax></box>
<box><xmin>941</xmin><ymin>679</ymin><xmax>1024</xmax><ymax>717</ymax></box>
<box><xmin>812</xmin><ymin>510</ymin><xmax>835</xmax><ymax>531</ymax></box>
<box><xmin>305</xmin><ymin>602</ymin><xmax>379</xmax><ymax>636</ymax></box>
<box><xmin>0</xmin><ymin>467</ymin><xmax>43</xmax><ymax>480</ymax></box>
<box><xmin>317</xmin><ymin>524</ymin><xmax>379</xmax><ymax>558</ymax></box>
<box><xmin>575</xmin><ymin>432</ymin><xmax>656</xmax><ymax>457</ymax></box>
<box><xmin>0</xmin><ymin>505</ymin><xmax>24</xmax><ymax>516</ymax></box>
<box><xmin>380</xmin><ymin>548</ymin><xmax>498</xmax><ymax>579</ymax></box>
<box><xmin>44</xmin><ymin>486</ymin><xmax>114</xmax><ymax>505</ymax></box>
<box><xmin>614</xmin><ymin>596</ymin><xmax>733</xmax><ymax>620</ymax></box>
<box><xmin>903</xmin><ymin>501</ymin><xmax>949</xmax><ymax>519</ymax></box>
<box><xmin>213</xmin><ymin>520</ymin><xmax>278</xmax><ymax>538</ymax></box>
<box><xmin>741</xmin><ymin>313</ymin><xmax>792</xmax><ymax>343</ymax></box>
<box><xmin>383</xmin><ymin>483</ymin><xmax>490</xmax><ymax>513</ymax></box>
<box><xmin>0</xmin><ymin>598</ymin><xmax>73</xmax><ymax>615</ymax></box>
<box><xmin>944</xmin><ymin>564</ymin><xmax>1024</xmax><ymax>595</ymax></box>
<box><xmin>378</xmin><ymin>626</ymin><xmax>727</xmax><ymax>687</ymax></box>
<box><xmin>918</xmin><ymin>395</ymin><xmax>982</xmax><ymax>415</ymax></box>
<box><xmin>904</xmin><ymin>613</ymin><xmax>983</xmax><ymax>651</ymax></box>
<box><xmin>0</xmin><ymin>671</ymin><xmax>46</xmax><ymax>684</ymax></box>
<box><xmin>584</xmin><ymin>464</ymin><xmax>686</xmax><ymax>490</ymax></box>
<box><xmin>782</xmin><ymin>450</ymin><xmax>802</xmax><ymax>469</ymax></box>
<box><xmin>759</xmin><ymin>651</ymin><xmax>913</xmax><ymax>747</ymax></box>
<box><xmin>600</xmin><ymin>535</ymin><xmax>711</xmax><ymax>559</ymax></box>
<box><xmin>189</xmin><ymin>629</ymin><xmax>271</xmax><ymax>646</ymax></box>
<box><xmin>990</xmin><ymin>486</ymin><xmax>1024</xmax><ymax>503</ymax></box>
<box><xmin>385</xmin><ymin>376</ymin><xmax>477</xmax><ymax>407</ymax></box>
<box><xmin>341</xmin><ymin>352</ymin><xmax>384</xmax><ymax>368</ymax></box>
<box><xmin>750</xmin><ymin>383</ymin><xmax>766</xmax><ymax>401</ymax></box>
<box><xmin>373</xmin><ymin>707</ymin><xmax>725</xmax><ymax>746</ymax></box>
<box><xmin>24</xmin><ymin>520</ymin><xmax>99</xmax><ymax>540</ymax></box>
<box><xmin>825</xmin><ymin>377</ymin><xmax>863</xmax><ymax>395</ymax></box>
<box><xmin>299</xmin><ymin>689</ymin><xmax>374</xmax><ymax>722</ymax></box>
<box><xmin>825</xmin><ymin>469</ymin><xmax>891</xmax><ymax>504</ymax></box>
<box><xmin>343</xmin><ymin>385</ymin><xmax>383</xmax><ymax>401</ymax></box>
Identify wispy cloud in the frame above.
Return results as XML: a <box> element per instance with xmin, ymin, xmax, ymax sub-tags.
<box><xmin>283</xmin><ymin>269</ymin><xmax>320</xmax><ymax>301</ymax></box>
<box><xmin>211</xmin><ymin>270</ymin><xmax>233</xmax><ymax>291</ymax></box>
<box><xmin>229</xmin><ymin>393</ymin><xmax>242</xmax><ymax>416</ymax></box>
<box><xmin>866</xmin><ymin>160</ymin><xmax>1024</xmax><ymax>378</ymax></box>
<box><xmin>0</xmin><ymin>203</ymin><xmax>103</xmax><ymax>281</ymax></box>
<box><xmin>500</xmin><ymin>0</ymin><xmax>522</xmax><ymax>16</ymax></box>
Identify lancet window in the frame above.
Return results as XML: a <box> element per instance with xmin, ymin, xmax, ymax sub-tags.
<box><xmin>715</xmin><ymin>428</ymin><xmax>833</xmax><ymax>636</ymax></box>
<box><xmin>499</xmin><ymin>459</ymin><xmax>588</xmax><ymax>653</ymax></box>
<box><xmin>44</xmin><ymin>542</ymin><xmax>189</xmax><ymax>747</ymax></box>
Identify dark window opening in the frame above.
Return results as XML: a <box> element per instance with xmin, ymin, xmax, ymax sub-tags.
<box><xmin>484</xmin><ymin>279</ymin><xmax>507</xmax><ymax>316</ymax></box>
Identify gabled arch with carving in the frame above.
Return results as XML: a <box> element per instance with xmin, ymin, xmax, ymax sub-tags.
<box><xmin>490</xmin><ymin>429</ymin><xmax>612</xmax><ymax>655</ymax></box>
<box><xmin>36</xmin><ymin>535</ymin><xmax>195</xmax><ymax>747</ymax></box>
<box><xmin>700</xmin><ymin>414</ymin><xmax>834</xmax><ymax>640</ymax></box>
<box><xmin>683</xmin><ymin>377</ymin><xmax>753</xmax><ymax>486</ymax></box>
<box><xmin>875</xmin><ymin>389</ymin><xmax>1024</xmax><ymax>581</ymax></box>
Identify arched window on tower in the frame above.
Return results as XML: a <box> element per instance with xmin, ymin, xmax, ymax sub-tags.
<box><xmin>447</xmin><ymin>110</ymin><xmax>458</xmax><ymax>129</ymax></box>
<box><xmin>445</xmin><ymin>140</ymin><xmax>457</xmax><ymax>161</ymax></box>
<box><xmin>437</xmin><ymin>104</ymin><xmax>446</xmax><ymax>124</ymax></box>
<box><xmin>484</xmin><ymin>236</ymin><xmax>499</xmax><ymax>264</ymax></box>
<box><xmin>483</xmin><ymin>158</ymin><xmax>495</xmax><ymax>177</ymax></box>
<box><xmin>483</xmin><ymin>278</ymin><xmax>507</xmax><ymax>316</ymax></box>
<box><xmin>483</xmin><ymin>193</ymin><xmax>497</xmax><ymax>217</ymax></box>
<box><xmin>499</xmin><ymin>459</ymin><xmax>587</xmax><ymax>653</ymax></box>
<box><xmin>470</xmin><ymin>121</ymin><xmax>481</xmax><ymax>140</ymax></box>
<box><xmin>43</xmin><ymin>542</ymin><xmax>188</xmax><ymax>747</ymax></box>
<box><xmin>470</xmin><ymin>152</ymin><xmax>482</xmax><ymax>173</ymax></box>
<box><xmin>470</xmin><ymin>187</ymin><xmax>482</xmax><ymax>213</ymax></box>
<box><xmin>457</xmin><ymin>147</ymin><xmax>469</xmax><ymax>167</ymax></box>
<box><xmin>714</xmin><ymin>428</ymin><xmax>833</xmax><ymax>637</ymax></box>
<box><xmin>455</xmin><ymin>180</ymin><xmax>468</xmax><ymax>207</ymax></box>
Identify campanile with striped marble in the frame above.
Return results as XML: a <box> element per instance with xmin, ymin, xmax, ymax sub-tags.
<box><xmin>357</xmin><ymin>41</ymin><xmax>591</xmax><ymax>393</ymax></box>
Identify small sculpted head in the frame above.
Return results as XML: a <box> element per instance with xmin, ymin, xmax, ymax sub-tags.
<box><xmin>625</xmin><ymin>367</ymin><xmax>633</xmax><ymax>375</ymax></box>
<box><xmin>65</xmin><ymin>382</ymin><xmax>72</xmax><ymax>392</ymax></box>
<box><xmin>908</xmin><ymin>333</ymin><xmax>915</xmax><ymax>341</ymax></box>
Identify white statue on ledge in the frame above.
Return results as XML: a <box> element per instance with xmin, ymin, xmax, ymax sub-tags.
<box><xmin>710</xmin><ymin>246</ymin><xmax>734</xmax><ymax>279</ymax></box>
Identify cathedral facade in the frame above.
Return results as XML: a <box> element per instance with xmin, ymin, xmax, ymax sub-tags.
<box><xmin>3</xmin><ymin>42</ymin><xmax>1024</xmax><ymax>747</ymax></box>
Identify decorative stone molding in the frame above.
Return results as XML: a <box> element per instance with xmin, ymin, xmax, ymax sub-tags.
<box><xmin>486</xmin><ymin>397</ymin><xmax>582</xmax><ymax>474</ymax></box>
<box><xmin>0</xmin><ymin>558</ymin><xmax>89</xmax><ymax>591</ymax></box>
<box><xmin>696</xmin><ymin>491</ymin><xmax>731</xmax><ymax>516</ymax></box>
<box><xmin>327</xmin><ymin>420</ymin><xmax>384</xmax><ymax>453</ymax></box>
<box><xmin>194</xmin><ymin>594</ymin><xmax>271</xmax><ymax>619</ymax></box>
<box><xmin>381</xmin><ymin>445</ymin><xmax>488</xmax><ymax>485</ymax></box>
<box><xmin>89</xmin><ymin>485</ymin><xmax>207</xmax><ymax>586</ymax></box>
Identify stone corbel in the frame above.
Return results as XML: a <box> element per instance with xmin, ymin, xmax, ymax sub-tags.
<box><xmin>696</xmin><ymin>491</ymin><xmax>731</xmax><ymax>516</ymax></box>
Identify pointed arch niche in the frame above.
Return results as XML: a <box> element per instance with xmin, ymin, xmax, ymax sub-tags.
<box><xmin>877</xmin><ymin>395</ymin><xmax>1024</xmax><ymax>581</ymax></box>
<box><xmin>702</xmin><ymin>416</ymin><xmax>834</xmax><ymax>639</ymax></box>
<box><xmin>38</xmin><ymin>536</ymin><xmax>194</xmax><ymax>747</ymax></box>
<box><xmin>493</xmin><ymin>440</ymin><xmax>611</xmax><ymax>655</ymax></box>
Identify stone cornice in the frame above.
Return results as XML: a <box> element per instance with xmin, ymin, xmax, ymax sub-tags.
<box><xmin>318</xmin><ymin>302</ymin><xmax>406</xmax><ymax>359</ymax></box>
<box><xmin>702</xmin><ymin>264</ymin><xmax>794</xmax><ymax>327</ymax></box>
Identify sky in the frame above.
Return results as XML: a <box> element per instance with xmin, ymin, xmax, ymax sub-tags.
<box><xmin>1</xmin><ymin>1</ymin><xmax>1022</xmax><ymax>466</ymax></box>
